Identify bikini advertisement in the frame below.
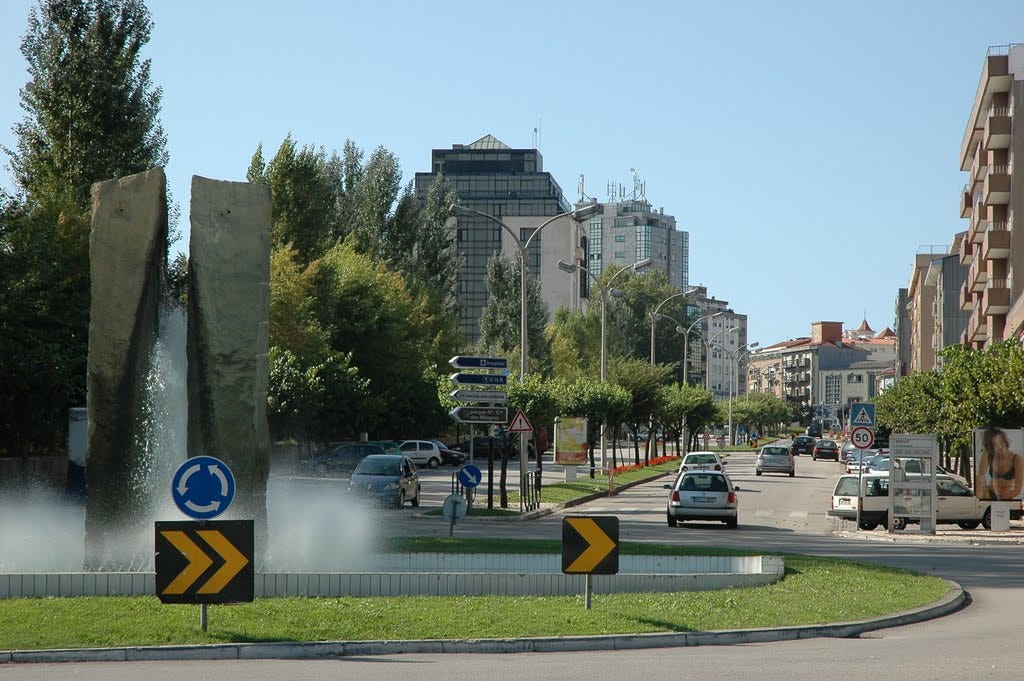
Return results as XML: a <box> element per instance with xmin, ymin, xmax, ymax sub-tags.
<box><xmin>973</xmin><ymin>427</ymin><xmax>1024</xmax><ymax>501</ymax></box>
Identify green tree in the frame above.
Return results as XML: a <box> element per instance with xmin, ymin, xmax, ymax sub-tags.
<box><xmin>609</xmin><ymin>358</ymin><xmax>674</xmax><ymax>465</ymax></box>
<box><xmin>554</xmin><ymin>377</ymin><xmax>632</xmax><ymax>477</ymax></box>
<box><xmin>479</xmin><ymin>253</ymin><xmax>551</xmax><ymax>377</ymax></box>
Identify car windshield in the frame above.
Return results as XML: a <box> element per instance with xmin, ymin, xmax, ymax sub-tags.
<box><xmin>353</xmin><ymin>458</ymin><xmax>402</xmax><ymax>476</ymax></box>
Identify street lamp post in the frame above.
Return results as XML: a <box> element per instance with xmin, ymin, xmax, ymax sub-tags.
<box><xmin>649</xmin><ymin>288</ymin><xmax>698</xmax><ymax>366</ymax></box>
<box><xmin>726</xmin><ymin>342</ymin><xmax>759</xmax><ymax>446</ymax></box>
<box><xmin>450</xmin><ymin>201</ymin><xmax>602</xmax><ymax>509</ymax></box>
<box><xmin>557</xmin><ymin>258</ymin><xmax>652</xmax><ymax>473</ymax></box>
<box><xmin>704</xmin><ymin>326</ymin><xmax>739</xmax><ymax>392</ymax></box>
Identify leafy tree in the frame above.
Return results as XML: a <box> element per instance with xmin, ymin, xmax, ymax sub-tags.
<box><xmin>7</xmin><ymin>0</ymin><xmax>167</xmax><ymax>214</ymax></box>
<box><xmin>609</xmin><ymin>358</ymin><xmax>674</xmax><ymax>465</ymax></box>
<box><xmin>479</xmin><ymin>253</ymin><xmax>551</xmax><ymax>376</ymax></box>
<box><xmin>554</xmin><ymin>377</ymin><xmax>631</xmax><ymax>477</ymax></box>
<box><xmin>606</xmin><ymin>269</ymin><xmax>690</xmax><ymax>371</ymax></box>
<box><xmin>657</xmin><ymin>383</ymin><xmax>715</xmax><ymax>455</ymax></box>
<box><xmin>546</xmin><ymin>306</ymin><xmax>601</xmax><ymax>381</ymax></box>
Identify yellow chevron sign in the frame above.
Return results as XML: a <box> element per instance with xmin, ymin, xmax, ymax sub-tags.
<box><xmin>561</xmin><ymin>516</ymin><xmax>619</xmax><ymax>574</ymax></box>
<box><xmin>155</xmin><ymin>520</ymin><xmax>254</xmax><ymax>604</ymax></box>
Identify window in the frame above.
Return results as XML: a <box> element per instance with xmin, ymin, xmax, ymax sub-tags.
<box><xmin>614</xmin><ymin>251</ymin><xmax>625</xmax><ymax>259</ymax></box>
<box><xmin>614</xmin><ymin>234</ymin><xmax>626</xmax><ymax>242</ymax></box>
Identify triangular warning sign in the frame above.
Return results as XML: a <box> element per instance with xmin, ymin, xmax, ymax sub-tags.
<box><xmin>851</xmin><ymin>406</ymin><xmax>872</xmax><ymax>425</ymax></box>
<box><xmin>508</xmin><ymin>409</ymin><xmax>533</xmax><ymax>433</ymax></box>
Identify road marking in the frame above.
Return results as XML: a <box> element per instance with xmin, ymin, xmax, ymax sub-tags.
<box><xmin>789</xmin><ymin>511</ymin><xmax>808</xmax><ymax>519</ymax></box>
<box><xmin>755</xmin><ymin>510</ymin><xmax>774</xmax><ymax>517</ymax></box>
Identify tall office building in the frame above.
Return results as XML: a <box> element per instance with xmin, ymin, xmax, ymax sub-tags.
<box><xmin>414</xmin><ymin>135</ymin><xmax>571</xmax><ymax>343</ymax></box>
<box><xmin>957</xmin><ymin>44</ymin><xmax>1024</xmax><ymax>347</ymax></box>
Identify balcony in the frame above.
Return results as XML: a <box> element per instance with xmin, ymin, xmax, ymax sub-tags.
<box><xmin>984</xmin><ymin>165</ymin><xmax>1011</xmax><ymax>204</ymax></box>
<box><xmin>967</xmin><ymin>307</ymin><xmax>988</xmax><ymax>343</ymax></box>
<box><xmin>960</xmin><ymin>283</ymin><xmax>974</xmax><ymax>311</ymax></box>
<box><xmin>960</xmin><ymin>53</ymin><xmax>1011</xmax><ymax>170</ymax></box>
<box><xmin>983</xmin><ymin>222</ymin><xmax>1011</xmax><ymax>260</ymax></box>
<box><xmin>968</xmin><ymin>256</ymin><xmax>987</xmax><ymax>292</ymax></box>
<box><xmin>985</xmin><ymin>106</ymin><xmax>1012</xmax><ymax>149</ymax></box>
<box><xmin>970</xmin><ymin>146</ymin><xmax>987</xmax><ymax>190</ymax></box>
<box><xmin>970</xmin><ymin>199</ymin><xmax>989</xmax><ymax>243</ymax></box>
<box><xmin>960</xmin><ymin>186</ymin><xmax>973</xmax><ymax>218</ymax></box>
<box><xmin>984</xmin><ymin>279</ymin><xmax>1011</xmax><ymax>315</ymax></box>
<box><xmin>959</xmin><ymin>233</ymin><xmax>975</xmax><ymax>265</ymax></box>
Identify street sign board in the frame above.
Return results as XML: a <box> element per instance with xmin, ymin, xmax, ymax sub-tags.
<box><xmin>449</xmin><ymin>406</ymin><xmax>508</xmax><ymax>424</ymax></box>
<box><xmin>850</xmin><ymin>426</ymin><xmax>875</xmax><ymax>450</ymax></box>
<box><xmin>171</xmin><ymin>455</ymin><xmax>235</xmax><ymax>520</ymax></box>
<box><xmin>457</xmin><ymin>464</ymin><xmax>483</xmax><ymax>488</ymax></box>
<box><xmin>449</xmin><ymin>389</ymin><xmax>508</xmax><ymax>403</ymax></box>
<box><xmin>562</xmin><ymin>515</ymin><xmax>619</xmax><ymax>574</ymax></box>
<box><xmin>449</xmin><ymin>356</ymin><xmax>508</xmax><ymax>370</ymax></box>
<box><xmin>155</xmin><ymin>519</ymin><xmax>254</xmax><ymax>604</ymax></box>
<box><xmin>849</xmin><ymin>403</ymin><xmax>876</xmax><ymax>428</ymax></box>
<box><xmin>449</xmin><ymin>372</ymin><xmax>508</xmax><ymax>387</ymax></box>
<box><xmin>509</xmin><ymin>409</ymin><xmax>533</xmax><ymax>433</ymax></box>
<box><xmin>442</xmin><ymin>493</ymin><xmax>468</xmax><ymax>522</ymax></box>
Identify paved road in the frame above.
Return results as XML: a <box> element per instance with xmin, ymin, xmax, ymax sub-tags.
<box><xmin>6</xmin><ymin>446</ymin><xmax>1024</xmax><ymax>680</ymax></box>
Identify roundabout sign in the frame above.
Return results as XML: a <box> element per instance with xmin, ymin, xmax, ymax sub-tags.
<box><xmin>850</xmin><ymin>426</ymin><xmax>875</xmax><ymax>450</ymax></box>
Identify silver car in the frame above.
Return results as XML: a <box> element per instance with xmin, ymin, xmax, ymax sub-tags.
<box><xmin>664</xmin><ymin>471</ymin><xmax>739</xmax><ymax>528</ymax></box>
<box><xmin>756</xmin><ymin>445</ymin><xmax>795</xmax><ymax>477</ymax></box>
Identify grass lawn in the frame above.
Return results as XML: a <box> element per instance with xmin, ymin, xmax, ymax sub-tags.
<box><xmin>0</xmin><ymin>537</ymin><xmax>949</xmax><ymax>651</ymax></box>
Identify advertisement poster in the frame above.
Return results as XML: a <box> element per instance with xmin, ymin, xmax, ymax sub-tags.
<box><xmin>555</xmin><ymin>417</ymin><xmax>588</xmax><ymax>466</ymax></box>
<box><xmin>972</xmin><ymin>427</ymin><xmax>1024</xmax><ymax>501</ymax></box>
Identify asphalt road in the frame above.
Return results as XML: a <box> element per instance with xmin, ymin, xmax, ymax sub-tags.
<box><xmin>6</xmin><ymin>447</ymin><xmax>1024</xmax><ymax>680</ymax></box>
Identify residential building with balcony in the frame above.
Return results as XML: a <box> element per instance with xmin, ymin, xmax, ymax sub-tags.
<box><xmin>926</xmin><ymin>237</ymin><xmax>971</xmax><ymax>365</ymax></box>
<box><xmin>906</xmin><ymin>250</ymin><xmax>942</xmax><ymax>372</ymax></box>
<box><xmin>957</xmin><ymin>44</ymin><xmax>1024</xmax><ymax>348</ymax></box>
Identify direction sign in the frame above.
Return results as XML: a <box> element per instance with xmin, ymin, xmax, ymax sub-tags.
<box><xmin>508</xmin><ymin>409</ymin><xmax>533</xmax><ymax>433</ymax></box>
<box><xmin>155</xmin><ymin>519</ymin><xmax>254</xmax><ymax>604</ymax></box>
<box><xmin>850</xmin><ymin>426</ymin><xmax>875</xmax><ymax>450</ymax></box>
<box><xmin>562</xmin><ymin>516</ymin><xmax>619</xmax><ymax>575</ymax></box>
<box><xmin>449</xmin><ymin>406</ymin><xmax>508</xmax><ymax>424</ymax></box>
<box><xmin>449</xmin><ymin>372</ymin><xmax>508</xmax><ymax>387</ymax></box>
<box><xmin>457</xmin><ymin>464</ymin><xmax>483</xmax><ymax>488</ymax></box>
<box><xmin>449</xmin><ymin>389</ymin><xmax>508</xmax><ymax>404</ymax></box>
<box><xmin>850</xmin><ymin>403</ymin><xmax>876</xmax><ymax>428</ymax></box>
<box><xmin>449</xmin><ymin>356</ymin><xmax>508</xmax><ymax>370</ymax></box>
<box><xmin>171</xmin><ymin>455</ymin><xmax>235</xmax><ymax>520</ymax></box>
<box><xmin>442</xmin><ymin>493</ymin><xmax>468</xmax><ymax>522</ymax></box>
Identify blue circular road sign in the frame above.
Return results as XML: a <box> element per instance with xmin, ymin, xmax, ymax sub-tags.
<box><xmin>171</xmin><ymin>455</ymin><xmax>236</xmax><ymax>520</ymax></box>
<box><xmin>457</xmin><ymin>464</ymin><xmax>483</xmax><ymax>489</ymax></box>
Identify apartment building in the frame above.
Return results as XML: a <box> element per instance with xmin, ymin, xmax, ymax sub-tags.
<box><xmin>681</xmin><ymin>287</ymin><xmax>747</xmax><ymax>395</ymax></box>
<box><xmin>906</xmin><ymin>250</ymin><xmax>941</xmax><ymax>372</ymax></box>
<box><xmin>957</xmin><ymin>44</ymin><xmax>1024</xmax><ymax>348</ymax></box>
<box><xmin>414</xmin><ymin>134</ymin><xmax>572</xmax><ymax>343</ymax></box>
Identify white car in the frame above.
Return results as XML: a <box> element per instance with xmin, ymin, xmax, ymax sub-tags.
<box><xmin>756</xmin><ymin>445</ymin><xmax>794</xmax><ymax>477</ymax></box>
<box><xmin>678</xmin><ymin>451</ymin><xmax>726</xmax><ymax>473</ymax></box>
<box><xmin>398</xmin><ymin>440</ymin><xmax>447</xmax><ymax>469</ymax></box>
<box><xmin>665</xmin><ymin>470</ymin><xmax>739</xmax><ymax>528</ymax></box>
<box><xmin>828</xmin><ymin>473</ymin><xmax>992</xmax><ymax>531</ymax></box>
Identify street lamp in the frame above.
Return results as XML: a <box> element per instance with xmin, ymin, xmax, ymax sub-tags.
<box><xmin>682</xmin><ymin>312</ymin><xmax>724</xmax><ymax>386</ymax></box>
<box><xmin>704</xmin><ymin>325</ymin><xmax>739</xmax><ymax>392</ymax></box>
<box><xmin>650</xmin><ymin>288</ymin><xmax>698</xmax><ymax>365</ymax></box>
<box><xmin>726</xmin><ymin>342</ymin><xmax>759</xmax><ymax>446</ymax></box>
<box><xmin>556</xmin><ymin>258</ymin><xmax>652</xmax><ymax>472</ymax></box>
<box><xmin>449</xmin><ymin>201</ymin><xmax>602</xmax><ymax>508</ymax></box>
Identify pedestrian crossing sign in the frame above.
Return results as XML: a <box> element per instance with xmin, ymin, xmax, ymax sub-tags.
<box><xmin>850</xmin><ymin>403</ymin><xmax>875</xmax><ymax>428</ymax></box>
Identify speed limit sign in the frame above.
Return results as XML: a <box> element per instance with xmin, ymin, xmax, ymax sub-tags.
<box><xmin>850</xmin><ymin>426</ymin><xmax>875</xmax><ymax>450</ymax></box>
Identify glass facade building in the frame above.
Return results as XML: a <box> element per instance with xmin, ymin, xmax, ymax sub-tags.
<box><xmin>586</xmin><ymin>199</ymin><xmax>688</xmax><ymax>289</ymax></box>
<box><xmin>414</xmin><ymin>135</ymin><xmax>569</xmax><ymax>343</ymax></box>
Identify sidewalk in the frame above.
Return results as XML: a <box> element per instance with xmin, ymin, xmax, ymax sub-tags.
<box><xmin>832</xmin><ymin>516</ymin><xmax>1024</xmax><ymax>544</ymax></box>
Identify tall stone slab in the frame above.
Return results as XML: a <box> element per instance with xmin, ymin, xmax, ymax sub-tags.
<box><xmin>85</xmin><ymin>168</ymin><xmax>168</xmax><ymax>569</ymax></box>
<box><xmin>187</xmin><ymin>176</ymin><xmax>271</xmax><ymax>554</ymax></box>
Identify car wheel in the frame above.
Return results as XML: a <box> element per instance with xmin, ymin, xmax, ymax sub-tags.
<box><xmin>788</xmin><ymin>469</ymin><xmax>795</xmax><ymax>478</ymax></box>
<box><xmin>316</xmin><ymin>462</ymin><xmax>328</xmax><ymax>476</ymax></box>
<box><xmin>755</xmin><ymin>469</ymin><xmax>762</xmax><ymax>476</ymax></box>
<box><xmin>667</xmin><ymin>514</ymin><xmax>677</xmax><ymax>528</ymax></box>
<box><xmin>411</xmin><ymin>486</ymin><xmax>420</xmax><ymax>507</ymax></box>
<box><xmin>395</xmin><ymin>491</ymin><xmax>406</xmax><ymax>510</ymax></box>
<box><xmin>428</xmin><ymin>457</ymin><xmax>440</xmax><ymax>469</ymax></box>
<box><xmin>982</xmin><ymin>508</ymin><xmax>992</xmax><ymax>530</ymax></box>
<box><xmin>958</xmin><ymin>521</ymin><xmax>979</xmax><ymax>530</ymax></box>
<box><xmin>858</xmin><ymin>520</ymin><xmax>879</xmax><ymax>531</ymax></box>
<box><xmin>812</xmin><ymin>454</ymin><xmax>817</xmax><ymax>461</ymax></box>
<box><xmin>888</xmin><ymin>515</ymin><xmax>907</xmax><ymax>531</ymax></box>
<box><xmin>726</xmin><ymin>518</ymin><xmax>738</xmax><ymax>529</ymax></box>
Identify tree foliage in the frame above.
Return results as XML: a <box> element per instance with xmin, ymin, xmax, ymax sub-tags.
<box><xmin>479</xmin><ymin>253</ymin><xmax>551</xmax><ymax>376</ymax></box>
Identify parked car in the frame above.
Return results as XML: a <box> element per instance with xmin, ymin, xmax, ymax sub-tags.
<box><xmin>828</xmin><ymin>473</ymin><xmax>992</xmax><ymax>531</ymax></box>
<box><xmin>300</xmin><ymin>442</ymin><xmax>386</xmax><ymax>476</ymax></box>
<box><xmin>429</xmin><ymin>439</ymin><xmax>468</xmax><ymax>466</ymax></box>
<box><xmin>454</xmin><ymin>434</ymin><xmax>535</xmax><ymax>460</ymax></box>
<box><xmin>347</xmin><ymin>454</ymin><xmax>421</xmax><ymax>508</ymax></box>
<box><xmin>811</xmin><ymin>439</ymin><xmax>840</xmax><ymax>461</ymax></box>
<box><xmin>399</xmin><ymin>439</ymin><xmax>464</xmax><ymax>469</ymax></box>
<box><xmin>664</xmin><ymin>470</ymin><xmax>739</xmax><ymax>528</ymax></box>
<box><xmin>756</xmin><ymin>445</ymin><xmax>795</xmax><ymax>477</ymax></box>
<box><xmin>790</xmin><ymin>435</ymin><xmax>816</xmax><ymax>457</ymax></box>
<box><xmin>678</xmin><ymin>451</ymin><xmax>726</xmax><ymax>473</ymax></box>
<box><xmin>365</xmin><ymin>440</ymin><xmax>402</xmax><ymax>454</ymax></box>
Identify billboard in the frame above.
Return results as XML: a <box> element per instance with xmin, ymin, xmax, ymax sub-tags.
<box><xmin>972</xmin><ymin>427</ymin><xmax>1024</xmax><ymax>501</ymax></box>
<box><xmin>555</xmin><ymin>417</ymin><xmax>588</xmax><ymax>466</ymax></box>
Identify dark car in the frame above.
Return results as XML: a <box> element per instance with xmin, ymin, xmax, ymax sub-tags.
<box><xmin>300</xmin><ymin>442</ymin><xmax>386</xmax><ymax>476</ymax></box>
<box><xmin>790</xmin><ymin>435</ymin><xmax>816</xmax><ymax>457</ymax></box>
<box><xmin>429</xmin><ymin>440</ymin><xmax>468</xmax><ymax>466</ymax></box>
<box><xmin>805</xmin><ymin>424</ymin><xmax>823</xmax><ymax>438</ymax></box>
<box><xmin>455</xmin><ymin>434</ymin><xmax>535</xmax><ymax>460</ymax></box>
<box><xmin>811</xmin><ymin>438</ymin><xmax>840</xmax><ymax>461</ymax></box>
<box><xmin>347</xmin><ymin>454</ymin><xmax>421</xmax><ymax>508</ymax></box>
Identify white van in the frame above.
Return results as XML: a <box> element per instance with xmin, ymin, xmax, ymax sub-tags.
<box><xmin>829</xmin><ymin>473</ymin><xmax>992</xmax><ymax>531</ymax></box>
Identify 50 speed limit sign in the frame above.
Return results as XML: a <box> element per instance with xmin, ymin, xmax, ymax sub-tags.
<box><xmin>850</xmin><ymin>426</ymin><xmax>875</xmax><ymax>450</ymax></box>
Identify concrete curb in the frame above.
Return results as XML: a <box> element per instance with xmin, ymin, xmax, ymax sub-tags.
<box><xmin>1</xmin><ymin>580</ymin><xmax>966</xmax><ymax>664</ymax></box>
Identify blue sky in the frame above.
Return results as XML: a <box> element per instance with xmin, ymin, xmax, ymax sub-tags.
<box><xmin>2</xmin><ymin>0</ymin><xmax>1023</xmax><ymax>348</ymax></box>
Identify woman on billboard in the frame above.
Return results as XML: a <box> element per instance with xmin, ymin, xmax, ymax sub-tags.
<box><xmin>977</xmin><ymin>427</ymin><xmax>1024</xmax><ymax>501</ymax></box>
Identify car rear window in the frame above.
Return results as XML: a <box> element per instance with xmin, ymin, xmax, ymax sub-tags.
<box><xmin>681</xmin><ymin>474</ymin><xmax>728</xmax><ymax>492</ymax></box>
<box><xmin>685</xmin><ymin>454</ymin><xmax>716</xmax><ymax>464</ymax></box>
<box><xmin>762</xmin><ymin>447</ymin><xmax>788</xmax><ymax>456</ymax></box>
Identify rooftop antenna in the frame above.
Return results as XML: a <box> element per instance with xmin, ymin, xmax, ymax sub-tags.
<box><xmin>606</xmin><ymin>180</ymin><xmax>616</xmax><ymax>203</ymax></box>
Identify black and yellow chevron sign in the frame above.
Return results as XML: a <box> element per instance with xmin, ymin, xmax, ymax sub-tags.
<box><xmin>561</xmin><ymin>515</ymin><xmax>619</xmax><ymax>575</ymax></box>
<box><xmin>155</xmin><ymin>520</ymin><xmax>254</xmax><ymax>604</ymax></box>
